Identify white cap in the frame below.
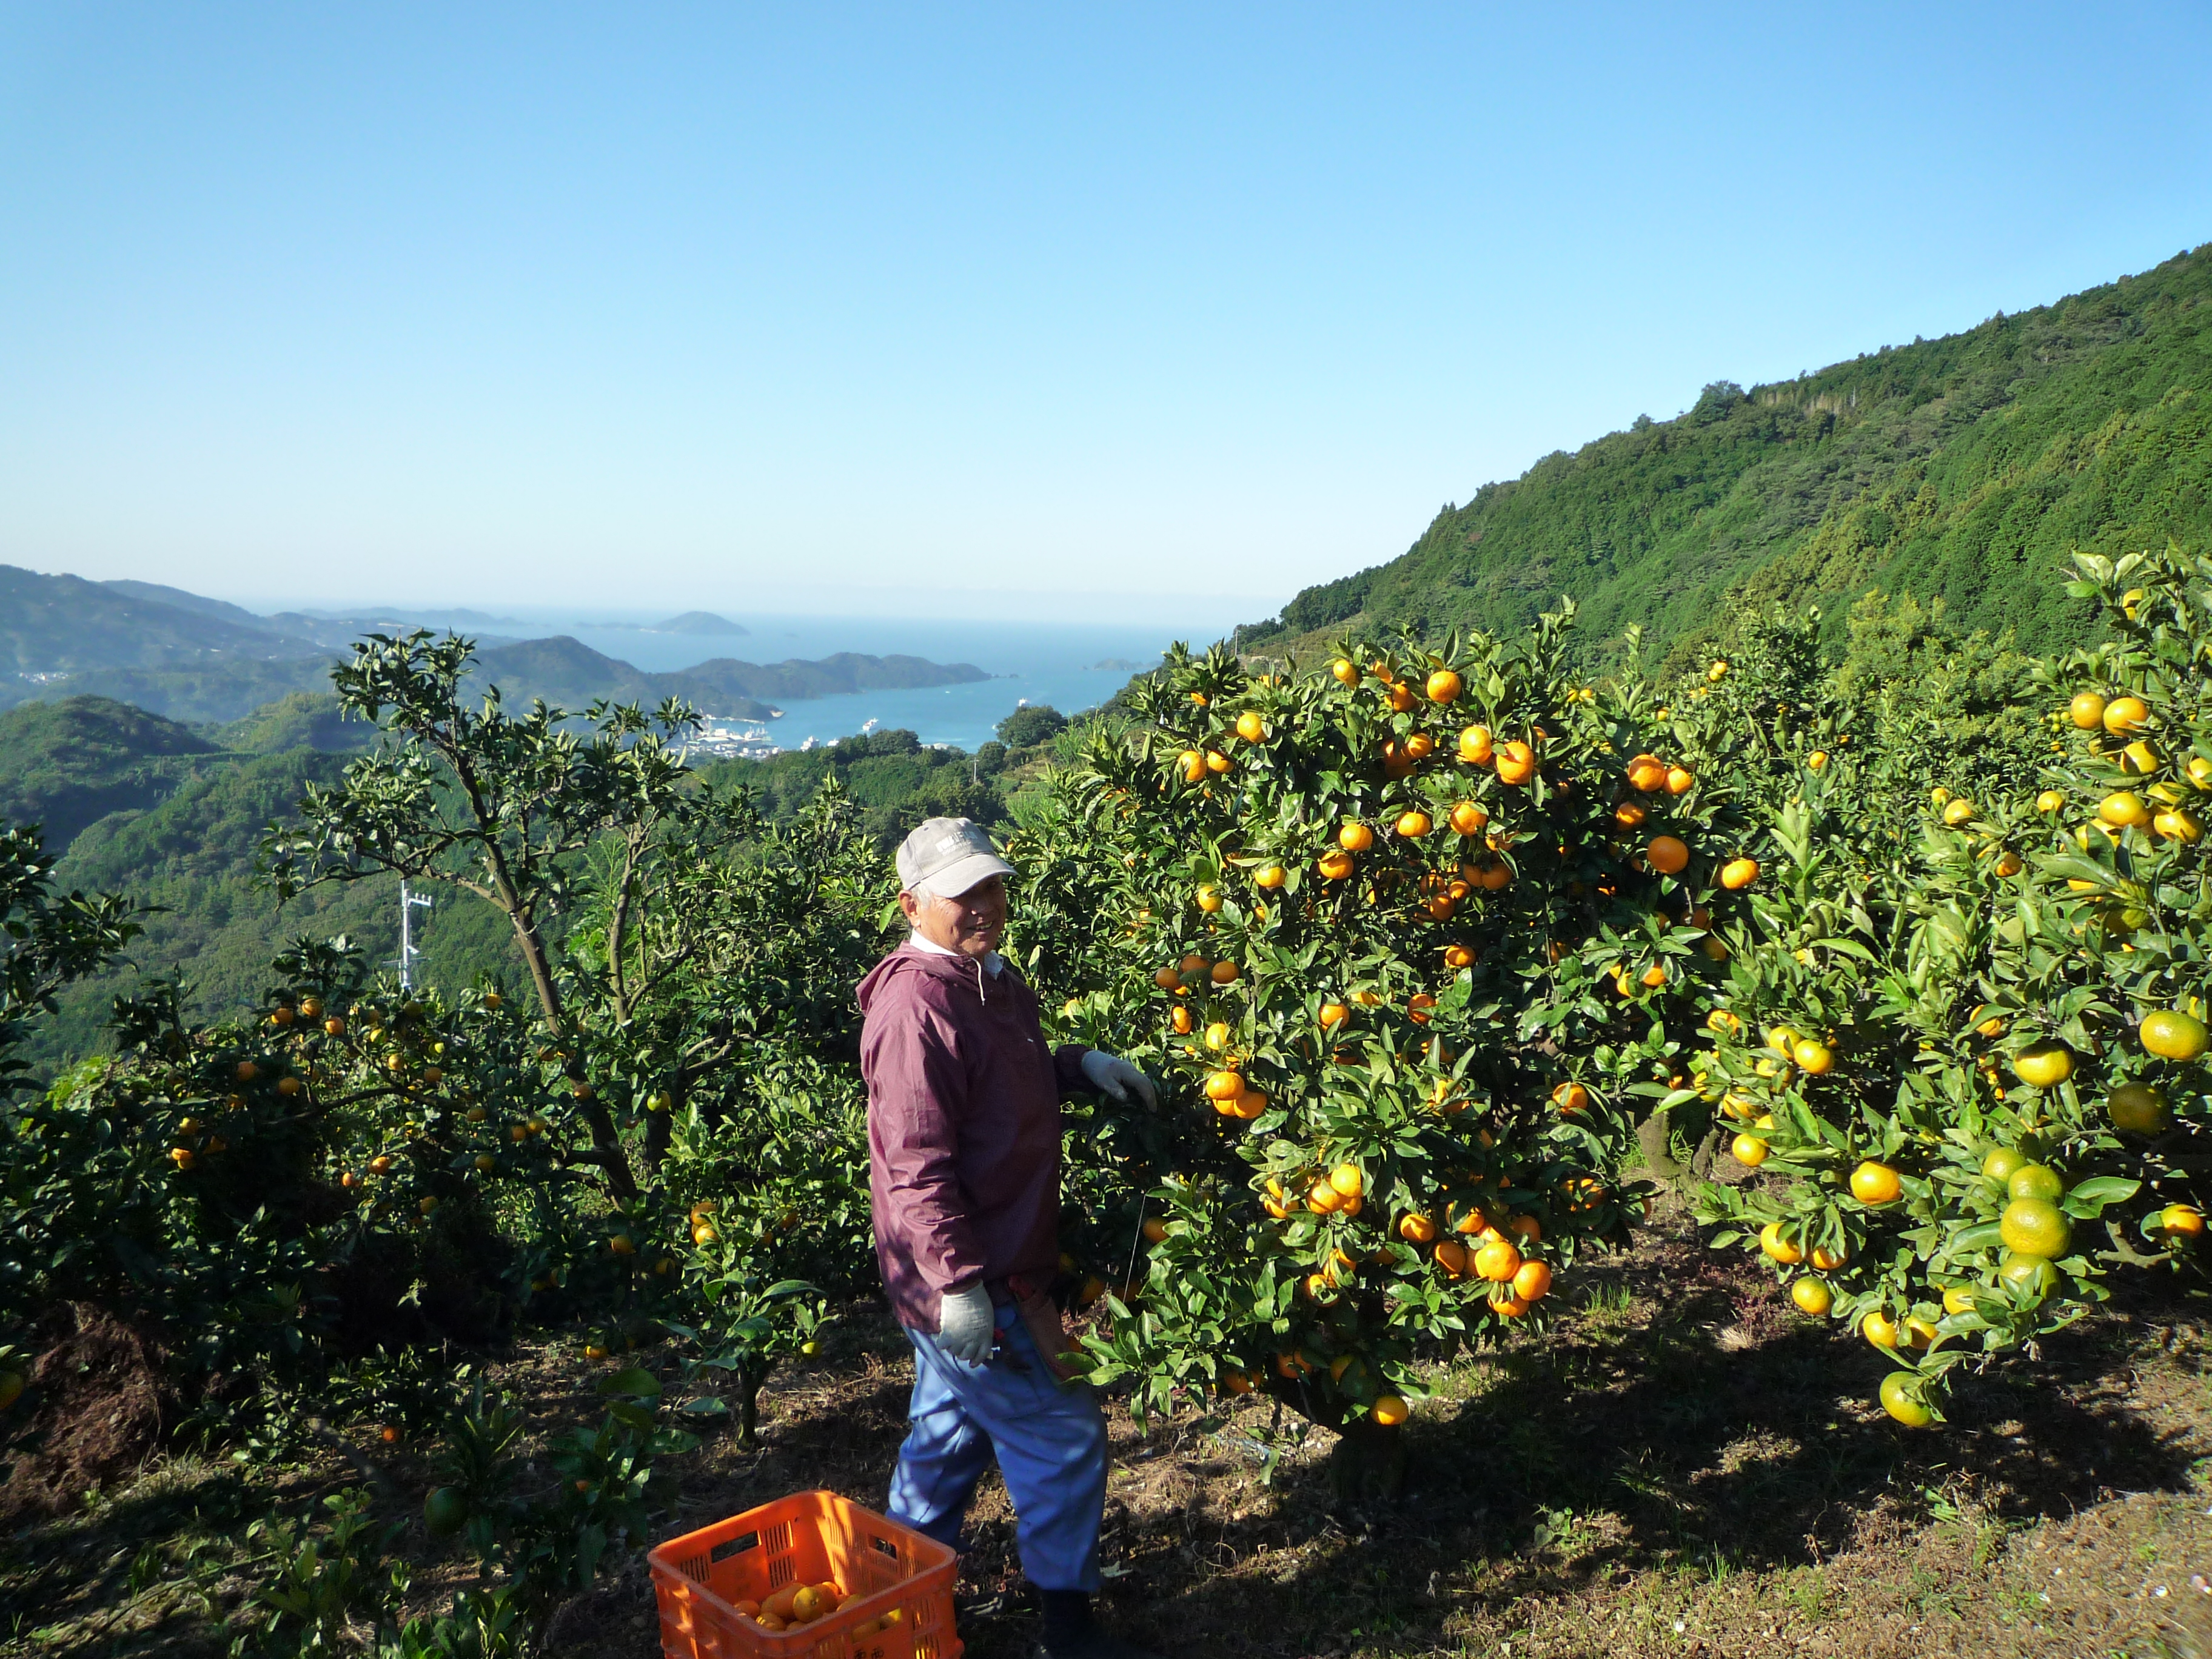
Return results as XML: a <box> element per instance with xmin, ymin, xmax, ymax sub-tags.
<box><xmin>896</xmin><ymin>817</ymin><xmax>1015</xmax><ymax>898</ymax></box>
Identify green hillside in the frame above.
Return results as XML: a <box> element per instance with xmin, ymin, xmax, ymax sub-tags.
<box><xmin>1245</xmin><ymin>243</ymin><xmax>2212</xmax><ymax>663</ymax></box>
<box><xmin>210</xmin><ymin>691</ymin><xmax>380</xmax><ymax>754</ymax></box>
<box><xmin>21</xmin><ymin>748</ymin><xmax>521</xmax><ymax>1071</ymax></box>
<box><xmin>0</xmin><ymin>697</ymin><xmax>220</xmax><ymax>853</ymax></box>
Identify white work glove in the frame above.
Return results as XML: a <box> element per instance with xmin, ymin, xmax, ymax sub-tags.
<box><xmin>1082</xmin><ymin>1048</ymin><xmax>1159</xmax><ymax>1110</ymax></box>
<box><xmin>937</xmin><ymin>1283</ymin><xmax>997</xmax><ymax>1366</ymax></box>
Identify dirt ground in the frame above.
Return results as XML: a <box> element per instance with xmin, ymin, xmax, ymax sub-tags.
<box><xmin>8</xmin><ymin>1204</ymin><xmax>2212</xmax><ymax>1659</ymax></box>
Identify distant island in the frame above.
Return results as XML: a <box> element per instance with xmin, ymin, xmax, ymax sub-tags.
<box><xmin>652</xmin><ymin>611</ymin><xmax>748</xmax><ymax>635</ymax></box>
<box><xmin>586</xmin><ymin>611</ymin><xmax>750</xmax><ymax>635</ymax></box>
<box><xmin>1090</xmin><ymin>657</ymin><xmax>1144</xmax><ymax>671</ymax></box>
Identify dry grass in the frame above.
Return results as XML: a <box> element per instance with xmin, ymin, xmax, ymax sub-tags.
<box><xmin>7</xmin><ymin>1200</ymin><xmax>2212</xmax><ymax>1659</ymax></box>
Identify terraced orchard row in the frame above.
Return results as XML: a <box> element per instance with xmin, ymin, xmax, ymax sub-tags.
<box><xmin>2</xmin><ymin>546</ymin><xmax>2208</xmax><ymax>1651</ymax></box>
<box><xmin>1016</xmin><ymin>541</ymin><xmax>2208</xmax><ymax>1462</ymax></box>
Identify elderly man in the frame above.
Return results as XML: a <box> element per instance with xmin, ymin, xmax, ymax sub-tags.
<box><xmin>857</xmin><ymin>816</ymin><xmax>1158</xmax><ymax>1659</ymax></box>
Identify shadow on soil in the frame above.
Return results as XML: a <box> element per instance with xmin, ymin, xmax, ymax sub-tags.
<box><xmin>1063</xmin><ymin>1250</ymin><xmax>2209</xmax><ymax>1659</ymax></box>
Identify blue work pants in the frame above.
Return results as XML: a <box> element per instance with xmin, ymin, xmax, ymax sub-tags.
<box><xmin>887</xmin><ymin>1305</ymin><xmax>1107</xmax><ymax>1593</ymax></box>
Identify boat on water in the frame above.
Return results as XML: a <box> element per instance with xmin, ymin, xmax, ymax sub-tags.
<box><xmin>682</xmin><ymin>716</ymin><xmax>783</xmax><ymax>759</ymax></box>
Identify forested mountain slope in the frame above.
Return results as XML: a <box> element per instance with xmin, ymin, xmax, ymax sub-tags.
<box><xmin>0</xmin><ymin>697</ymin><xmax>220</xmax><ymax>853</ymax></box>
<box><xmin>1245</xmin><ymin>243</ymin><xmax>2212</xmax><ymax>663</ymax></box>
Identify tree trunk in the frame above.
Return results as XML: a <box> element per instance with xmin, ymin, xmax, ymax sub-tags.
<box><xmin>1635</xmin><ymin>1106</ymin><xmax>1686</xmax><ymax>1184</ymax></box>
<box><xmin>1327</xmin><ymin>1416</ymin><xmax>1407</xmax><ymax>1505</ymax></box>
<box><xmin>503</xmin><ymin>907</ymin><xmax>636</xmax><ymax>1199</ymax></box>
<box><xmin>737</xmin><ymin>1366</ymin><xmax>765</xmax><ymax>1448</ymax></box>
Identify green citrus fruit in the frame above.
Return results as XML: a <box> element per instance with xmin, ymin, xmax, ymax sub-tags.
<box><xmin>2140</xmin><ymin>1009</ymin><xmax>2210</xmax><ymax>1062</ymax></box>
<box><xmin>1879</xmin><ymin>1372</ymin><xmax>1934</xmax><ymax>1427</ymax></box>
<box><xmin>1998</xmin><ymin>1253</ymin><xmax>2060</xmax><ymax>1299</ymax></box>
<box><xmin>424</xmin><ymin>1486</ymin><xmax>469</xmax><ymax>1536</ymax></box>
<box><xmin>1999</xmin><ymin>1198</ymin><xmax>2071</xmax><ymax>1259</ymax></box>
<box><xmin>2107</xmin><ymin>1082</ymin><xmax>2173</xmax><ymax>1135</ymax></box>
<box><xmin>1981</xmin><ymin>1146</ymin><xmax>2029</xmax><ymax>1185</ymax></box>
<box><xmin>2006</xmin><ymin>1164</ymin><xmax>2064</xmax><ymax>1204</ymax></box>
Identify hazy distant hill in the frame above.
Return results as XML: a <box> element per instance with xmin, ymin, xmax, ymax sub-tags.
<box><xmin>0</xmin><ymin>566</ymin><xmax>326</xmax><ymax>678</ymax></box>
<box><xmin>1</xmin><ymin>566</ymin><xmax>991</xmax><ymax>724</ymax></box>
<box><xmin>466</xmin><ymin>638</ymin><xmax>990</xmax><ymax>719</ymax></box>
<box><xmin>101</xmin><ymin>579</ymin><xmax>292</xmax><ymax>635</ymax></box>
<box><xmin>1243</xmin><ymin>244</ymin><xmax>2212</xmax><ymax>665</ymax></box>
<box><xmin>266</xmin><ymin>608</ymin><xmax>524</xmax><ymax>650</ymax></box>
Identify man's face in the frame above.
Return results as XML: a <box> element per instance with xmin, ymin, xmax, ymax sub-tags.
<box><xmin>900</xmin><ymin>874</ymin><xmax>1008</xmax><ymax>960</ymax></box>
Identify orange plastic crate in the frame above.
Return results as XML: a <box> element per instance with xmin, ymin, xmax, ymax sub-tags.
<box><xmin>650</xmin><ymin>1491</ymin><xmax>962</xmax><ymax>1659</ymax></box>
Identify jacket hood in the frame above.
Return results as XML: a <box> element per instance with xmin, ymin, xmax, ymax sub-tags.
<box><xmin>857</xmin><ymin>940</ymin><xmax>1007</xmax><ymax>1014</ymax></box>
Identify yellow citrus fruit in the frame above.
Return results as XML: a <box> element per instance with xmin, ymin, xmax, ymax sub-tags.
<box><xmin>1790</xmin><ymin>1278</ymin><xmax>1832</xmax><ymax>1316</ymax></box>
<box><xmin>1999</xmin><ymin>1197</ymin><xmax>2071</xmax><ymax>1258</ymax></box>
<box><xmin>1849</xmin><ymin>1161</ymin><xmax>1903</xmax><ymax>1205</ymax></box>
<box><xmin>1720</xmin><ymin>857</ymin><xmax>1760</xmax><ymax>890</ymax></box>
<box><xmin>2006</xmin><ymin>1164</ymin><xmax>2063</xmax><ymax>1204</ymax></box>
<box><xmin>1731</xmin><ymin>1133</ymin><xmax>1768</xmax><ymax>1168</ymax></box>
<box><xmin>1879</xmin><ymin>1373</ymin><xmax>1934</xmax><ymax>1427</ymax></box>
<box><xmin>1372</xmin><ymin>1393</ymin><xmax>1410</xmax><ymax>1426</ymax></box>
<box><xmin>2103</xmin><ymin>694</ymin><xmax>2149</xmax><ymax>734</ymax></box>
<box><xmin>2099</xmin><ymin>791</ymin><xmax>2151</xmax><ymax>829</ymax></box>
<box><xmin>1861</xmin><ymin>1310</ymin><xmax>1900</xmax><ymax>1350</ymax></box>
<box><xmin>1758</xmin><ymin>1222</ymin><xmax>1804</xmax><ymax>1265</ymax></box>
<box><xmin>2012</xmin><ymin>1042</ymin><xmax>2076</xmax><ymax>1088</ymax></box>
<box><xmin>2140</xmin><ymin>1008</ymin><xmax>2210</xmax><ymax>1061</ymax></box>
<box><xmin>1646</xmin><ymin>835</ymin><xmax>1689</xmax><ymax>875</ymax></box>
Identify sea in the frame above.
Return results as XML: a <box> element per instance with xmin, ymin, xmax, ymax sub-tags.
<box><xmin>488</xmin><ymin>609</ymin><xmax>1252</xmax><ymax>753</ymax></box>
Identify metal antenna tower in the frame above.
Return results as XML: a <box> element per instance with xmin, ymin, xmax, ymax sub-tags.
<box><xmin>398</xmin><ymin>880</ymin><xmax>434</xmax><ymax>990</ymax></box>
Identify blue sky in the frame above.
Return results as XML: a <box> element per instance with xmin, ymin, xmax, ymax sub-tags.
<box><xmin>3</xmin><ymin>4</ymin><xmax>2209</xmax><ymax>622</ymax></box>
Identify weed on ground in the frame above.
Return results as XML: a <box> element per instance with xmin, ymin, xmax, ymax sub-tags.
<box><xmin>6</xmin><ymin>1202</ymin><xmax>2210</xmax><ymax>1659</ymax></box>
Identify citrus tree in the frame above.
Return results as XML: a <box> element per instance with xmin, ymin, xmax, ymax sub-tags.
<box><xmin>1692</xmin><ymin>540</ymin><xmax>2210</xmax><ymax>1426</ymax></box>
<box><xmin>1013</xmin><ymin>608</ymin><xmax>1775</xmax><ymax>1493</ymax></box>
<box><xmin>0</xmin><ymin>822</ymin><xmax>141</xmax><ymax>1098</ymax></box>
<box><xmin>263</xmin><ymin>634</ymin><xmax>708</xmax><ymax>1198</ymax></box>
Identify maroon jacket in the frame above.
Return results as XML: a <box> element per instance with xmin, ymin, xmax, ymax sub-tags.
<box><xmin>857</xmin><ymin>943</ymin><xmax>1091</xmax><ymax>1333</ymax></box>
